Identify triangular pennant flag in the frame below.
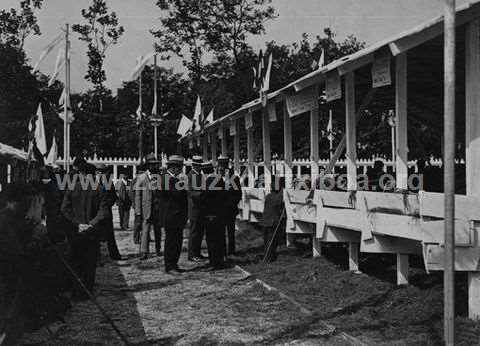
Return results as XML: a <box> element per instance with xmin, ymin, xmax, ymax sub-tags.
<box><xmin>177</xmin><ymin>115</ymin><xmax>193</xmax><ymax>136</ymax></box>
<box><xmin>152</xmin><ymin>92</ymin><xmax>158</xmax><ymax>116</ymax></box>
<box><xmin>327</xmin><ymin>110</ymin><xmax>333</xmax><ymax>141</ymax></box>
<box><xmin>33</xmin><ymin>34</ymin><xmax>63</xmax><ymax>72</ymax></box>
<box><xmin>58</xmin><ymin>88</ymin><xmax>66</xmax><ymax>106</ymax></box>
<box><xmin>136</xmin><ymin>103</ymin><xmax>142</xmax><ymax>119</ymax></box>
<box><xmin>34</xmin><ymin>104</ymin><xmax>47</xmax><ymax>155</ymax></box>
<box><xmin>205</xmin><ymin>108</ymin><xmax>214</xmax><ymax>124</ymax></box>
<box><xmin>45</xmin><ymin>135</ymin><xmax>58</xmax><ymax>166</ymax></box>
<box><xmin>318</xmin><ymin>49</ymin><xmax>325</xmax><ymax>69</ymax></box>
<box><xmin>130</xmin><ymin>52</ymin><xmax>156</xmax><ymax>81</ymax></box>
<box><xmin>193</xmin><ymin>96</ymin><xmax>202</xmax><ymax>132</ymax></box>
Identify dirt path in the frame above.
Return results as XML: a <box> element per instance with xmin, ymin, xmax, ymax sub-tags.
<box><xmin>22</xmin><ymin>223</ymin><xmax>353</xmax><ymax>346</ymax></box>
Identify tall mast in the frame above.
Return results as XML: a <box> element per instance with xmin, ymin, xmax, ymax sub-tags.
<box><xmin>153</xmin><ymin>53</ymin><xmax>158</xmax><ymax>158</ymax></box>
<box><xmin>63</xmin><ymin>24</ymin><xmax>70</xmax><ymax>172</ymax></box>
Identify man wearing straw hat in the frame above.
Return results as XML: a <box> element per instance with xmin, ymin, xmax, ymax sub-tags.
<box><xmin>157</xmin><ymin>155</ymin><xmax>188</xmax><ymax>274</ymax></box>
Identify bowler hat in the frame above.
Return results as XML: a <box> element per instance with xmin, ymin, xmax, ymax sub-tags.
<box><xmin>167</xmin><ymin>155</ymin><xmax>184</xmax><ymax>166</ymax></box>
<box><xmin>191</xmin><ymin>155</ymin><xmax>203</xmax><ymax>165</ymax></box>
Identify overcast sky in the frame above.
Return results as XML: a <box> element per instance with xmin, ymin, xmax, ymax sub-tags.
<box><xmin>2</xmin><ymin>0</ymin><xmax>470</xmax><ymax>93</ymax></box>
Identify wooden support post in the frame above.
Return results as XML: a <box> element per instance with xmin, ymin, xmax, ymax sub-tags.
<box><xmin>345</xmin><ymin>72</ymin><xmax>357</xmax><ymax>191</ymax></box>
<box><xmin>262</xmin><ymin>106</ymin><xmax>272</xmax><ymax>190</ymax></box>
<box><xmin>310</xmin><ymin>92</ymin><xmax>320</xmax><ymax>187</ymax></box>
<box><xmin>221</xmin><ymin>125</ymin><xmax>228</xmax><ymax>156</ymax></box>
<box><xmin>397</xmin><ymin>254</ymin><xmax>409</xmax><ymax>285</ymax></box>
<box><xmin>7</xmin><ymin>164</ymin><xmax>11</xmax><ymax>184</ymax></box>
<box><xmin>202</xmin><ymin>136</ymin><xmax>209</xmax><ymax>161</ymax></box>
<box><xmin>234</xmin><ymin>120</ymin><xmax>240</xmax><ymax>176</ymax></box>
<box><xmin>212</xmin><ymin>132</ymin><xmax>217</xmax><ymax>165</ymax></box>
<box><xmin>348</xmin><ymin>242</ymin><xmax>360</xmax><ymax>272</ymax></box>
<box><xmin>396</xmin><ymin>52</ymin><xmax>408</xmax><ymax>190</ymax></box>
<box><xmin>113</xmin><ymin>164</ymin><xmax>118</xmax><ymax>181</ymax></box>
<box><xmin>247</xmin><ymin>127</ymin><xmax>255</xmax><ymax>188</ymax></box>
<box><xmin>132</xmin><ymin>164</ymin><xmax>137</xmax><ymax>177</ymax></box>
<box><xmin>466</xmin><ymin>19</ymin><xmax>480</xmax><ymax>320</ymax></box>
<box><xmin>313</xmin><ymin>237</ymin><xmax>322</xmax><ymax>257</ymax></box>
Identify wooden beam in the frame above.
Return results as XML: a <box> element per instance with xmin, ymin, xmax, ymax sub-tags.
<box><xmin>466</xmin><ymin>19</ymin><xmax>480</xmax><ymax>321</ymax></box>
<box><xmin>233</xmin><ymin>119</ymin><xmax>240</xmax><ymax>175</ymax></box>
<box><xmin>396</xmin><ymin>52</ymin><xmax>408</xmax><ymax>190</ymax></box>
<box><xmin>345</xmin><ymin>72</ymin><xmax>357</xmax><ymax>190</ymax></box>
<box><xmin>338</xmin><ymin>53</ymin><xmax>374</xmax><ymax>76</ymax></box>
<box><xmin>211</xmin><ymin>132</ymin><xmax>217</xmax><ymax>165</ymax></box>
<box><xmin>310</xmin><ymin>99</ymin><xmax>320</xmax><ymax>186</ymax></box>
<box><xmin>325</xmin><ymin>88</ymin><xmax>376</xmax><ymax>174</ymax></box>
<box><xmin>397</xmin><ymin>254</ymin><xmax>409</xmax><ymax>285</ymax></box>
<box><xmin>283</xmin><ymin>102</ymin><xmax>293</xmax><ymax>189</ymax></box>
<box><xmin>221</xmin><ymin>125</ymin><xmax>228</xmax><ymax>156</ymax></box>
<box><xmin>247</xmin><ymin>127</ymin><xmax>255</xmax><ymax>188</ymax></box>
<box><xmin>262</xmin><ymin>105</ymin><xmax>272</xmax><ymax>189</ymax></box>
<box><xmin>349</xmin><ymin>242</ymin><xmax>360</xmax><ymax>272</ymax></box>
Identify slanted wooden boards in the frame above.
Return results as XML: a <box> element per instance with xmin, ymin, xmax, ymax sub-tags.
<box><xmin>286</xmin><ymin>86</ymin><xmax>318</xmax><ymax>117</ymax></box>
<box><xmin>326</xmin><ymin>71</ymin><xmax>342</xmax><ymax>102</ymax></box>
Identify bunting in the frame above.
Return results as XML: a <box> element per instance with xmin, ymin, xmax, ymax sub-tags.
<box><xmin>48</xmin><ymin>48</ymin><xmax>65</xmax><ymax>87</ymax></box>
<box><xmin>177</xmin><ymin>115</ymin><xmax>193</xmax><ymax>137</ymax></box>
<box><xmin>45</xmin><ymin>135</ymin><xmax>58</xmax><ymax>166</ymax></box>
<box><xmin>130</xmin><ymin>52</ymin><xmax>156</xmax><ymax>81</ymax></box>
<box><xmin>33</xmin><ymin>34</ymin><xmax>63</xmax><ymax>72</ymax></box>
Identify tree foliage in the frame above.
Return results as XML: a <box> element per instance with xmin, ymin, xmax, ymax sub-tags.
<box><xmin>72</xmin><ymin>0</ymin><xmax>124</xmax><ymax>96</ymax></box>
<box><xmin>0</xmin><ymin>0</ymin><xmax>43</xmax><ymax>49</ymax></box>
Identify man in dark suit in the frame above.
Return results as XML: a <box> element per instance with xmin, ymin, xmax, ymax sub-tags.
<box><xmin>131</xmin><ymin>166</ymin><xmax>144</xmax><ymax>244</ymax></box>
<box><xmin>117</xmin><ymin>173</ymin><xmax>131</xmax><ymax>230</ymax></box>
<box><xmin>217</xmin><ymin>155</ymin><xmax>242</xmax><ymax>256</ymax></box>
<box><xmin>200</xmin><ymin>161</ymin><xmax>227</xmax><ymax>270</ymax></box>
<box><xmin>157</xmin><ymin>155</ymin><xmax>188</xmax><ymax>274</ymax></box>
<box><xmin>187</xmin><ymin>155</ymin><xmax>207</xmax><ymax>262</ymax></box>
<box><xmin>135</xmin><ymin>153</ymin><xmax>162</xmax><ymax>260</ymax></box>
<box><xmin>61</xmin><ymin>162</ymin><xmax>109</xmax><ymax>299</ymax></box>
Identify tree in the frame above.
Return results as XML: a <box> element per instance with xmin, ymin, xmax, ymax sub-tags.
<box><xmin>72</xmin><ymin>0</ymin><xmax>124</xmax><ymax>111</ymax></box>
<box><xmin>0</xmin><ymin>0</ymin><xmax>44</xmax><ymax>50</ymax></box>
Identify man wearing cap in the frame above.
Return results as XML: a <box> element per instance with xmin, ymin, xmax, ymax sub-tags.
<box><xmin>187</xmin><ymin>155</ymin><xmax>207</xmax><ymax>262</ymax></box>
<box><xmin>217</xmin><ymin>155</ymin><xmax>242</xmax><ymax>256</ymax></box>
<box><xmin>61</xmin><ymin>162</ymin><xmax>109</xmax><ymax>299</ymax></box>
<box><xmin>157</xmin><ymin>155</ymin><xmax>188</xmax><ymax>274</ymax></box>
<box><xmin>95</xmin><ymin>163</ymin><xmax>122</xmax><ymax>260</ymax></box>
<box><xmin>200</xmin><ymin>160</ymin><xmax>227</xmax><ymax>270</ymax></box>
<box><xmin>135</xmin><ymin>153</ymin><xmax>162</xmax><ymax>260</ymax></box>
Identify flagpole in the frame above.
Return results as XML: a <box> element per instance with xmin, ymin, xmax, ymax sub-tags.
<box><xmin>66</xmin><ymin>25</ymin><xmax>71</xmax><ymax>172</ymax></box>
<box><xmin>138</xmin><ymin>68</ymin><xmax>143</xmax><ymax>162</ymax></box>
<box><xmin>63</xmin><ymin>24</ymin><xmax>69</xmax><ymax>171</ymax></box>
<box><xmin>153</xmin><ymin>54</ymin><xmax>158</xmax><ymax>159</ymax></box>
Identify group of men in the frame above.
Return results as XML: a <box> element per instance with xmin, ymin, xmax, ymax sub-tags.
<box><xmin>131</xmin><ymin>153</ymin><xmax>242</xmax><ymax>273</ymax></box>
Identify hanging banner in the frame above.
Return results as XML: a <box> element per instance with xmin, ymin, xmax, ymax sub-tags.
<box><xmin>207</xmin><ymin>132</ymin><xmax>211</xmax><ymax>144</ymax></box>
<box><xmin>286</xmin><ymin>86</ymin><xmax>318</xmax><ymax>118</ymax></box>
<box><xmin>217</xmin><ymin>127</ymin><xmax>223</xmax><ymax>139</ymax></box>
<box><xmin>189</xmin><ymin>139</ymin><xmax>194</xmax><ymax>149</ymax></box>
<box><xmin>372</xmin><ymin>54</ymin><xmax>391</xmax><ymax>88</ymax></box>
<box><xmin>245</xmin><ymin>110</ymin><xmax>253</xmax><ymax>129</ymax></box>
<box><xmin>268</xmin><ymin>102</ymin><xmax>277</xmax><ymax>122</ymax></box>
<box><xmin>196</xmin><ymin>136</ymin><xmax>201</xmax><ymax>147</ymax></box>
<box><xmin>326</xmin><ymin>72</ymin><xmax>341</xmax><ymax>102</ymax></box>
<box><xmin>229</xmin><ymin>121</ymin><xmax>236</xmax><ymax>136</ymax></box>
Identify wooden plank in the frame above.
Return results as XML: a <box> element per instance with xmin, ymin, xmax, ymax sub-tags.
<box><xmin>322</xmin><ymin>208</ymin><xmax>363</xmax><ymax>231</ymax></box>
<box><xmin>419</xmin><ymin>191</ymin><xmax>480</xmax><ymax>220</ymax></box>
<box><xmin>421</xmin><ymin>219</ymin><xmax>474</xmax><ymax>246</ymax></box>
<box><xmin>424</xmin><ymin>244</ymin><xmax>480</xmax><ymax>271</ymax></box>
<box><xmin>310</xmin><ymin>93</ymin><xmax>320</xmax><ymax>184</ymax></box>
<box><xmin>395</xmin><ymin>52</ymin><xmax>408</xmax><ymax>189</ymax></box>
<box><xmin>250</xmin><ymin>199</ymin><xmax>265</xmax><ymax>213</ymax></box>
<box><xmin>292</xmin><ymin>204</ymin><xmax>317</xmax><ymax>224</ymax></box>
<box><xmin>361</xmin><ymin>235</ymin><xmax>422</xmax><ymax>254</ymax></box>
<box><xmin>247</xmin><ymin>127</ymin><xmax>255</xmax><ymax>188</ymax></box>
<box><xmin>349</xmin><ymin>242</ymin><xmax>360</xmax><ymax>272</ymax></box>
<box><xmin>285</xmin><ymin>189</ymin><xmax>311</xmax><ymax>204</ymax></box>
<box><xmin>361</xmin><ymin>191</ymin><xmax>419</xmax><ymax>215</ymax></box>
<box><xmin>318</xmin><ymin>190</ymin><xmax>354</xmax><ymax>209</ymax></box>
<box><xmin>283</xmin><ymin>102</ymin><xmax>293</xmax><ymax>188</ymax></box>
<box><xmin>345</xmin><ymin>72</ymin><xmax>357</xmax><ymax>190</ymax></box>
<box><xmin>320</xmin><ymin>227</ymin><xmax>361</xmax><ymax>243</ymax></box>
<box><xmin>369</xmin><ymin>212</ymin><xmax>422</xmax><ymax>240</ymax></box>
<box><xmin>233</xmin><ymin>119</ymin><xmax>240</xmax><ymax>175</ymax></box>
<box><xmin>338</xmin><ymin>52</ymin><xmax>374</xmax><ymax>76</ymax></box>
<box><xmin>397</xmin><ymin>254</ymin><xmax>409</xmax><ymax>285</ymax></box>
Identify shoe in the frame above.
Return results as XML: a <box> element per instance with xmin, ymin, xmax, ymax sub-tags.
<box><xmin>190</xmin><ymin>256</ymin><xmax>206</xmax><ymax>263</ymax></box>
<box><xmin>174</xmin><ymin>266</ymin><xmax>185</xmax><ymax>273</ymax></box>
<box><xmin>198</xmin><ymin>254</ymin><xmax>209</xmax><ymax>260</ymax></box>
<box><xmin>165</xmin><ymin>268</ymin><xmax>181</xmax><ymax>275</ymax></box>
<box><xmin>111</xmin><ymin>255</ymin><xmax>123</xmax><ymax>260</ymax></box>
<box><xmin>139</xmin><ymin>254</ymin><xmax>148</xmax><ymax>260</ymax></box>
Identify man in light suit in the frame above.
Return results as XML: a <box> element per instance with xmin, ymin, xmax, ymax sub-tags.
<box><xmin>135</xmin><ymin>153</ymin><xmax>162</xmax><ymax>260</ymax></box>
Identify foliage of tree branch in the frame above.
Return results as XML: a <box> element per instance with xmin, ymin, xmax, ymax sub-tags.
<box><xmin>0</xmin><ymin>0</ymin><xmax>43</xmax><ymax>49</ymax></box>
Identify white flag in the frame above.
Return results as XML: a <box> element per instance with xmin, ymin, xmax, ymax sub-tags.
<box><xmin>58</xmin><ymin>111</ymin><xmax>74</xmax><ymax>124</ymax></box>
<box><xmin>262</xmin><ymin>53</ymin><xmax>273</xmax><ymax>92</ymax></box>
<box><xmin>205</xmin><ymin>108</ymin><xmax>214</xmax><ymax>124</ymax></box>
<box><xmin>177</xmin><ymin>115</ymin><xmax>193</xmax><ymax>137</ymax></box>
<box><xmin>327</xmin><ymin>110</ymin><xmax>333</xmax><ymax>141</ymax></box>
<box><xmin>45</xmin><ymin>135</ymin><xmax>58</xmax><ymax>166</ymax></box>
<box><xmin>136</xmin><ymin>103</ymin><xmax>142</xmax><ymax>119</ymax></box>
<box><xmin>33</xmin><ymin>34</ymin><xmax>63</xmax><ymax>72</ymax></box>
<box><xmin>193</xmin><ymin>96</ymin><xmax>202</xmax><ymax>131</ymax></box>
<box><xmin>48</xmin><ymin>48</ymin><xmax>65</xmax><ymax>87</ymax></box>
<box><xmin>130</xmin><ymin>52</ymin><xmax>156</xmax><ymax>81</ymax></box>
<box><xmin>34</xmin><ymin>104</ymin><xmax>47</xmax><ymax>155</ymax></box>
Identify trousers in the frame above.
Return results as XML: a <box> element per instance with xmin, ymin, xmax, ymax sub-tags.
<box><xmin>69</xmin><ymin>239</ymin><xmax>99</xmax><ymax>294</ymax></box>
<box><xmin>140</xmin><ymin>220</ymin><xmax>162</xmax><ymax>255</ymax></box>
<box><xmin>164</xmin><ymin>227</ymin><xmax>183</xmax><ymax>270</ymax></box>
<box><xmin>205</xmin><ymin>220</ymin><xmax>225</xmax><ymax>269</ymax></box>
<box><xmin>225</xmin><ymin>217</ymin><xmax>236</xmax><ymax>255</ymax></box>
<box><xmin>188</xmin><ymin>217</ymin><xmax>205</xmax><ymax>258</ymax></box>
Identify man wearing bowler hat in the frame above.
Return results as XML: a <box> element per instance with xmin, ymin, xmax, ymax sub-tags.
<box><xmin>157</xmin><ymin>155</ymin><xmax>188</xmax><ymax>274</ymax></box>
<box><xmin>135</xmin><ymin>153</ymin><xmax>162</xmax><ymax>260</ymax></box>
<box><xmin>217</xmin><ymin>155</ymin><xmax>242</xmax><ymax>256</ymax></box>
<box><xmin>187</xmin><ymin>155</ymin><xmax>207</xmax><ymax>262</ymax></box>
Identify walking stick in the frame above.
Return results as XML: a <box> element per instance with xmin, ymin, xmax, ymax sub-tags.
<box><xmin>49</xmin><ymin>242</ymin><xmax>131</xmax><ymax>345</ymax></box>
<box><xmin>262</xmin><ymin>207</ymin><xmax>286</xmax><ymax>264</ymax></box>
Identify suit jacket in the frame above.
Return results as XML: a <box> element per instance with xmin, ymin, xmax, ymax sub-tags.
<box><xmin>133</xmin><ymin>172</ymin><xmax>154</xmax><ymax>221</ymax></box>
<box><xmin>200</xmin><ymin>173</ymin><xmax>227</xmax><ymax>223</ymax></box>
<box><xmin>224</xmin><ymin>173</ymin><xmax>242</xmax><ymax>217</ymax></box>
<box><xmin>187</xmin><ymin>168</ymin><xmax>203</xmax><ymax>221</ymax></box>
<box><xmin>117</xmin><ymin>179</ymin><xmax>131</xmax><ymax>208</ymax></box>
<box><xmin>61</xmin><ymin>176</ymin><xmax>109</xmax><ymax>240</ymax></box>
<box><xmin>156</xmin><ymin>171</ymin><xmax>188</xmax><ymax>228</ymax></box>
